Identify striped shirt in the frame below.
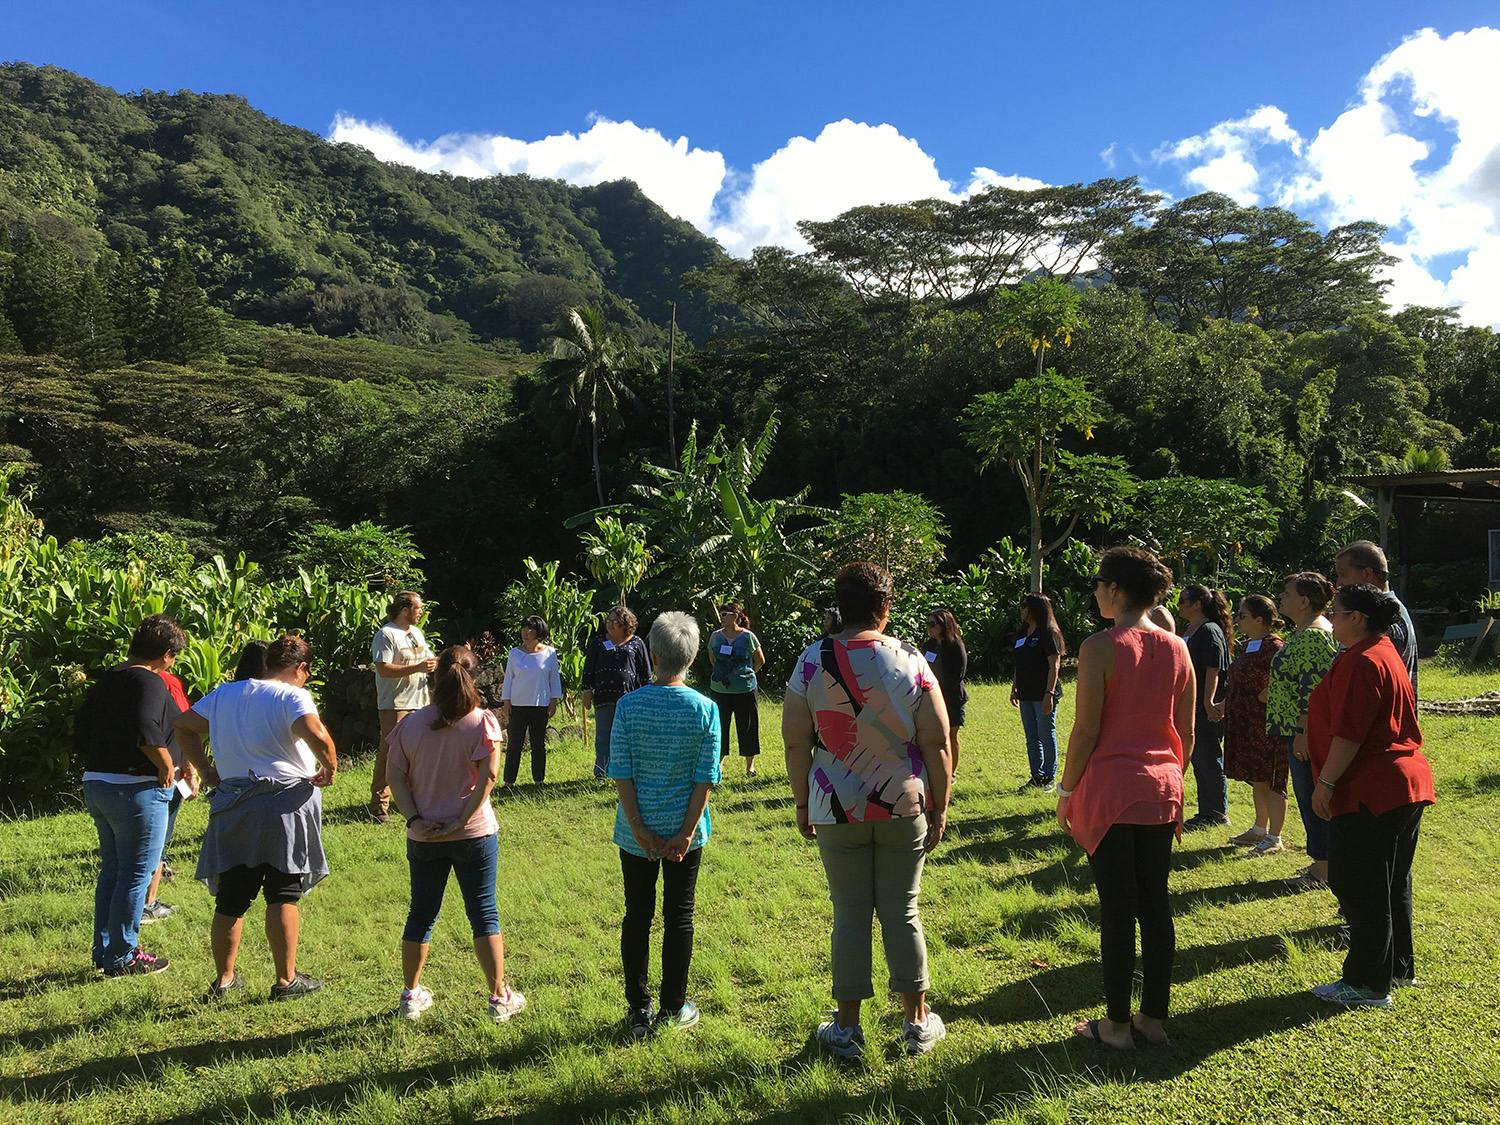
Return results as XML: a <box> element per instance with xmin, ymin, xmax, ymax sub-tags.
<box><xmin>608</xmin><ymin>685</ymin><xmax>721</xmax><ymax>856</ymax></box>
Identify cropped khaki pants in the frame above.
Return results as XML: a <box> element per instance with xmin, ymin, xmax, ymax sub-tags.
<box><xmin>816</xmin><ymin>813</ymin><xmax>929</xmax><ymax>1000</ymax></box>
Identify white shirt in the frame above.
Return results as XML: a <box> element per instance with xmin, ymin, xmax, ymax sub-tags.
<box><xmin>501</xmin><ymin>646</ymin><xmax>562</xmax><ymax>707</ymax></box>
<box><xmin>191</xmin><ymin>679</ymin><xmax>320</xmax><ymax>782</ymax></box>
<box><xmin>372</xmin><ymin>623</ymin><xmax>432</xmax><ymax>711</ymax></box>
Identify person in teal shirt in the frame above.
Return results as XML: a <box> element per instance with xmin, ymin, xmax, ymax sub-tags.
<box><xmin>609</xmin><ymin>611</ymin><xmax>722</xmax><ymax>1039</ymax></box>
<box><xmin>707</xmin><ymin>601</ymin><xmax>765</xmax><ymax>776</ymax></box>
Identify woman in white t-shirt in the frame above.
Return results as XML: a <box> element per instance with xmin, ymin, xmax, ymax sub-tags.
<box><xmin>387</xmin><ymin>644</ymin><xmax>525</xmax><ymax>1023</ymax></box>
<box><xmin>499</xmin><ymin>616</ymin><xmax>562</xmax><ymax>787</ymax></box>
<box><xmin>175</xmin><ymin>635</ymin><xmax>338</xmax><ymax>1003</ymax></box>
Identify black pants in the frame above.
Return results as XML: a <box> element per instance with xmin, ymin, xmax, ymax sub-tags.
<box><xmin>1329</xmin><ymin>802</ymin><xmax>1424</xmax><ymax>994</ymax></box>
<box><xmin>620</xmin><ymin>845</ymin><xmax>702</xmax><ymax>1014</ymax></box>
<box><xmin>503</xmin><ymin>706</ymin><xmax>549</xmax><ymax>785</ymax></box>
<box><xmin>1087</xmin><ymin>822</ymin><xmax>1176</xmax><ymax>1022</ymax></box>
<box><xmin>712</xmin><ymin>689</ymin><xmax>760</xmax><ymax>759</ymax></box>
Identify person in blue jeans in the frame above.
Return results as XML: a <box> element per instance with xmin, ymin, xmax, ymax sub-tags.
<box><xmin>581</xmin><ymin>606</ymin><xmax>653</xmax><ymax>779</ymax></box>
<box><xmin>75</xmin><ymin>614</ymin><xmax>187</xmax><ymax>977</ymax></box>
<box><xmin>387</xmin><ymin>644</ymin><xmax>525</xmax><ymax>1023</ymax></box>
<box><xmin>1010</xmin><ymin>594</ymin><xmax>1066</xmax><ymax>791</ymax></box>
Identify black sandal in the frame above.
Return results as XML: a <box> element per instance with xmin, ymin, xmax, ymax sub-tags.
<box><xmin>1073</xmin><ymin>1018</ymin><xmax>1135</xmax><ymax>1050</ymax></box>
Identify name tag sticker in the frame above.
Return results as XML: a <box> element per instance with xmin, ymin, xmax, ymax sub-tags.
<box><xmin>719</xmin><ymin>644</ymin><xmax>734</xmax><ymax>655</ymax></box>
<box><xmin>924</xmin><ymin>650</ymin><xmax>938</xmax><ymax>663</ymax></box>
<box><xmin>1014</xmin><ymin>637</ymin><xmax>1027</xmax><ymax>649</ymax></box>
<box><xmin>1246</xmin><ymin>638</ymin><xmax>1262</xmax><ymax>653</ymax></box>
<box><xmin>603</xmin><ymin>639</ymin><xmax>616</xmax><ymax>651</ymax></box>
<box><xmin>175</xmin><ymin>777</ymin><xmax>193</xmax><ymax>798</ymax></box>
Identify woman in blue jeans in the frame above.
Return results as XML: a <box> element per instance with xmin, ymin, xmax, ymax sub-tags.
<box><xmin>74</xmin><ymin>614</ymin><xmax>187</xmax><ymax>977</ymax></box>
<box><xmin>1010</xmin><ymin>594</ymin><xmax>1066</xmax><ymax>790</ymax></box>
<box><xmin>386</xmin><ymin>645</ymin><xmax>525</xmax><ymax>1023</ymax></box>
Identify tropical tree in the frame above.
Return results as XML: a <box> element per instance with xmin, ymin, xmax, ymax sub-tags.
<box><xmin>580</xmin><ymin>514</ymin><xmax>652</xmax><ymax>606</ymax></box>
<box><xmin>991</xmin><ymin>277</ymin><xmax>1087</xmax><ymax>378</ymax></box>
<box><xmin>536</xmin><ymin>305</ymin><xmax>640</xmax><ymax>505</ymax></box>
<box><xmin>829</xmin><ymin>491</ymin><xmax>949</xmax><ymax>591</ymax></box>
<box><xmin>1134</xmin><ymin>476</ymin><xmax>1279</xmax><ymax>578</ymax></box>
<box><xmin>962</xmin><ymin>370</ymin><xmax>1135</xmax><ymax>592</ymax></box>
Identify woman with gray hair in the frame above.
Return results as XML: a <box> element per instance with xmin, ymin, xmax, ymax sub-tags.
<box><xmin>607</xmin><ymin>611</ymin><xmax>722</xmax><ymax>1040</ymax></box>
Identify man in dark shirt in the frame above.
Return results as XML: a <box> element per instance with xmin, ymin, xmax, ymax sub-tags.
<box><xmin>581</xmin><ymin>605</ymin><xmax>653</xmax><ymax>779</ymax></box>
<box><xmin>1335</xmin><ymin>541</ymin><xmax>1419</xmax><ymax>699</ymax></box>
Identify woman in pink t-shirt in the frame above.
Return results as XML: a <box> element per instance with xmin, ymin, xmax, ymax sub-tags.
<box><xmin>1056</xmin><ymin>547</ymin><xmax>1196</xmax><ymax>1050</ymax></box>
<box><xmin>386</xmin><ymin>645</ymin><xmax>524</xmax><ymax>1024</ymax></box>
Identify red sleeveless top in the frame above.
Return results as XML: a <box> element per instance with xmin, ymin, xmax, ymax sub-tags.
<box><xmin>1068</xmin><ymin>626</ymin><xmax>1192</xmax><ymax>856</ymax></box>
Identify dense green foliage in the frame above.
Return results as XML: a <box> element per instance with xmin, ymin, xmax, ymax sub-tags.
<box><xmin>0</xmin><ymin>472</ymin><xmax>385</xmax><ymax>802</ymax></box>
<box><xmin>3</xmin><ymin>62</ymin><xmax>1500</xmax><ymax>673</ymax></box>
<box><xmin>0</xmin><ymin>63</ymin><xmax>727</xmax><ymax>344</ymax></box>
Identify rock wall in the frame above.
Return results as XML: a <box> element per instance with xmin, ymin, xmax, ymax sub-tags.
<box><xmin>318</xmin><ymin>663</ymin><xmax>508</xmax><ymax>758</ymax></box>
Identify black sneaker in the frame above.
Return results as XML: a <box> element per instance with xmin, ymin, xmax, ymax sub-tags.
<box><xmin>1016</xmin><ymin>778</ymin><xmax>1043</xmax><ymax>794</ymax></box>
<box><xmin>269</xmin><ymin>971</ymin><xmax>325</xmax><ymax>1001</ymax></box>
<box><xmin>203</xmin><ymin>971</ymin><xmax>246</xmax><ymax>1001</ymax></box>
<box><xmin>103</xmin><ymin>949</ymin><xmax>170</xmax><ymax>978</ymax></box>
<box><xmin>626</xmin><ymin>1004</ymin><xmax>656</xmax><ymax>1040</ymax></box>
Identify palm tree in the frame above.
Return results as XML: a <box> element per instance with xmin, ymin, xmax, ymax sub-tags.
<box><xmin>537</xmin><ymin>306</ymin><xmax>638</xmax><ymax>505</ymax></box>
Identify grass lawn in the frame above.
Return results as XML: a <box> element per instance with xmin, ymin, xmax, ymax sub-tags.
<box><xmin>2</xmin><ymin>669</ymin><xmax>1498</xmax><ymax>1124</ymax></box>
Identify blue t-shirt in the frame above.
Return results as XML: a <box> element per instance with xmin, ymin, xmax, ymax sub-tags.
<box><xmin>608</xmin><ymin>685</ymin><xmax>722</xmax><ymax>856</ymax></box>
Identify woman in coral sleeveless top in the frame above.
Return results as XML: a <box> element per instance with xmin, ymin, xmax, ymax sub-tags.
<box><xmin>1056</xmin><ymin>547</ymin><xmax>1196</xmax><ymax>1050</ymax></box>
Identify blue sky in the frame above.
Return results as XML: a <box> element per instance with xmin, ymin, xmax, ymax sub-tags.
<box><xmin>4</xmin><ymin>2</ymin><xmax>1500</xmax><ymax>323</ymax></box>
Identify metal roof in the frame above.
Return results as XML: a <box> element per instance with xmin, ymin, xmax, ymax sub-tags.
<box><xmin>1343</xmin><ymin>468</ymin><xmax>1500</xmax><ymax>488</ymax></box>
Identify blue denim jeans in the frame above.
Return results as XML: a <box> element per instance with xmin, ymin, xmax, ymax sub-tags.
<box><xmin>1017</xmin><ymin>700</ymin><xmax>1058</xmax><ymax>783</ymax></box>
<box><xmin>84</xmin><ymin>779</ymin><xmax>173</xmax><ymax>969</ymax></box>
<box><xmin>593</xmin><ymin>702</ymin><xmax>617</xmax><ymax>778</ymax></box>
<box><xmin>1286</xmin><ymin>738</ymin><xmax>1329</xmax><ymax>861</ymax></box>
<box><xmin>403</xmin><ymin>833</ymin><xmax>501</xmax><ymax>943</ymax></box>
<box><xmin>1192</xmin><ymin>717</ymin><xmax>1228</xmax><ymax>819</ymax></box>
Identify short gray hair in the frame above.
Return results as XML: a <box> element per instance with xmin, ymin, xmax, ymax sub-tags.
<box><xmin>648</xmin><ymin>612</ymin><xmax>699</xmax><ymax>681</ymax></box>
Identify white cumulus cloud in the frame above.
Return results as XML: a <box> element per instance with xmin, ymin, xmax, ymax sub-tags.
<box><xmin>1157</xmin><ymin>26</ymin><xmax>1500</xmax><ymax>328</ymax></box>
<box><xmin>329</xmin><ymin>113</ymin><xmax>727</xmax><ymax>231</ymax></box>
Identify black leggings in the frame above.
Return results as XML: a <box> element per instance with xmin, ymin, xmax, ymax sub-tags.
<box><xmin>504</xmin><ymin>706</ymin><xmax>549</xmax><ymax>785</ymax></box>
<box><xmin>1087</xmin><ymin>822</ymin><xmax>1176</xmax><ymax>1022</ymax></box>
<box><xmin>712</xmin><ymin>690</ymin><xmax>760</xmax><ymax>758</ymax></box>
<box><xmin>621</xmin><ymin>846</ymin><xmax>703</xmax><ymax>1013</ymax></box>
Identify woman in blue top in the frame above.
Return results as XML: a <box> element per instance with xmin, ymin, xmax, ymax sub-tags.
<box><xmin>609</xmin><ymin>611</ymin><xmax>722</xmax><ymax>1040</ymax></box>
<box><xmin>707</xmin><ymin>601</ymin><xmax>766</xmax><ymax>777</ymax></box>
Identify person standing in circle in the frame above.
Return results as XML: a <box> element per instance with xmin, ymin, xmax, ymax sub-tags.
<box><xmin>582</xmin><ymin>606</ymin><xmax>653</xmax><ymax>780</ymax></box>
<box><xmin>1308</xmin><ymin>584</ymin><xmax>1434</xmax><ymax>1008</ymax></box>
<box><xmin>75</xmin><ymin>614</ymin><xmax>187</xmax><ymax>977</ymax></box>
<box><xmin>1221</xmin><ymin>597</ymin><xmax>1287</xmax><ymax>853</ymax></box>
<box><xmin>1010</xmin><ymin>595</ymin><xmax>1065</xmax><ymax>792</ymax></box>
<box><xmin>1179</xmin><ymin>585</ymin><xmax>1233</xmax><ymax>830</ymax></box>
<box><xmin>386</xmin><ymin>645</ymin><xmax>525</xmax><ymax>1024</ymax></box>
<box><xmin>1268</xmin><ymin>572</ymin><xmax>1339</xmax><ymax>891</ymax></box>
<box><xmin>500</xmin><ymin>616</ymin><xmax>562</xmax><ymax>787</ymax></box>
<box><xmin>370</xmin><ymin>592</ymin><xmax>437</xmax><ymax>823</ymax></box>
<box><xmin>708</xmin><ymin>601</ymin><xmax>765</xmax><ymax>777</ymax></box>
<box><xmin>1057</xmin><ymin>547</ymin><xmax>1194</xmax><ymax>1050</ymax></box>
<box><xmin>922</xmin><ymin>610</ymin><xmax>969</xmax><ymax>781</ymax></box>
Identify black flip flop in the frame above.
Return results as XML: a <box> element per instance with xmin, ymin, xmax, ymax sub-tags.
<box><xmin>1073</xmin><ymin>1018</ymin><xmax>1135</xmax><ymax>1050</ymax></box>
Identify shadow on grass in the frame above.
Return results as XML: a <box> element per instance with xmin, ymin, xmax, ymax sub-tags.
<box><xmin>946</xmin><ymin>928</ymin><xmax>1333</xmax><ymax>1026</ymax></box>
<box><xmin>0</xmin><ymin>967</ymin><xmax>99</xmax><ymax>1003</ymax></box>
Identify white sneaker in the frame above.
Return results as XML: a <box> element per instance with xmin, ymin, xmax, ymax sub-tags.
<box><xmin>902</xmin><ymin>1009</ymin><xmax>947</xmax><ymax>1055</ymax></box>
<box><xmin>398</xmin><ymin>985</ymin><xmax>433</xmax><ymax>1021</ymax></box>
<box><xmin>816</xmin><ymin>1017</ymin><xmax>865</xmax><ymax>1059</ymax></box>
<box><xmin>1250</xmin><ymin>835</ymin><xmax>1285</xmax><ymax>856</ymax></box>
<box><xmin>489</xmin><ymin>986</ymin><xmax>527</xmax><ymax>1022</ymax></box>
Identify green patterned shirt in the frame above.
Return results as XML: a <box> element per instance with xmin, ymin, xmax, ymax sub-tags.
<box><xmin>1265</xmin><ymin>626</ymin><xmax>1339</xmax><ymax>738</ymax></box>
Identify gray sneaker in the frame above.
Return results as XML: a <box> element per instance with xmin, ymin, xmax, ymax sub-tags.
<box><xmin>902</xmin><ymin>1009</ymin><xmax>947</xmax><ymax>1055</ymax></box>
<box><xmin>269</xmin><ymin>972</ymin><xmax>325</xmax><ymax>1002</ymax></box>
<box><xmin>816</xmin><ymin>1017</ymin><xmax>865</xmax><ymax>1059</ymax></box>
<box><xmin>140</xmin><ymin>901</ymin><xmax>177</xmax><ymax>923</ymax></box>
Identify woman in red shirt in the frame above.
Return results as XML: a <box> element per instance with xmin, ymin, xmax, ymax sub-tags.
<box><xmin>1307</xmin><ymin>583</ymin><xmax>1435</xmax><ymax>1008</ymax></box>
<box><xmin>1057</xmin><ymin>547</ymin><xmax>1195</xmax><ymax>1050</ymax></box>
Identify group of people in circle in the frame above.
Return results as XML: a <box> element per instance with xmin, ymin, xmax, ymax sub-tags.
<box><xmin>73</xmin><ymin>535</ymin><xmax>1433</xmax><ymax>1059</ymax></box>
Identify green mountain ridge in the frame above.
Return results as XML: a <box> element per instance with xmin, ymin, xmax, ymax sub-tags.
<box><xmin>0</xmin><ymin>61</ymin><xmax>727</xmax><ymax>347</ymax></box>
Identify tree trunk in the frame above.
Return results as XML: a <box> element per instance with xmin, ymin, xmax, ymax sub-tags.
<box><xmin>1029</xmin><ymin>497</ymin><xmax>1044</xmax><ymax>594</ymax></box>
<box><xmin>591</xmin><ymin>379</ymin><xmax>604</xmax><ymax>506</ymax></box>
<box><xmin>667</xmin><ymin>301</ymin><xmax>678</xmax><ymax>464</ymax></box>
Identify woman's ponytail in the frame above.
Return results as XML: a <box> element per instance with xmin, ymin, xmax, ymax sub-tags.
<box><xmin>430</xmin><ymin>644</ymin><xmax>482</xmax><ymax>730</ymax></box>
